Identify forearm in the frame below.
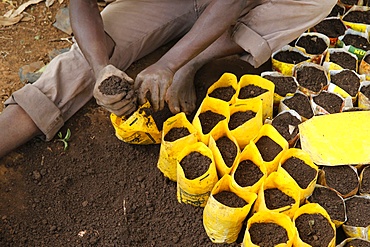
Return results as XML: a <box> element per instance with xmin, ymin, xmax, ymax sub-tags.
<box><xmin>158</xmin><ymin>0</ymin><xmax>246</xmax><ymax>72</ymax></box>
<box><xmin>69</xmin><ymin>0</ymin><xmax>110</xmax><ymax>76</ymax></box>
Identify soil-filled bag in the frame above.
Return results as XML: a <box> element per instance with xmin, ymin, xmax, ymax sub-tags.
<box><xmin>235</xmin><ymin>74</ymin><xmax>274</xmax><ymax>121</ymax></box>
<box><xmin>249</xmin><ymin>124</ymin><xmax>289</xmax><ymax>175</ymax></box>
<box><xmin>230</xmin><ymin>143</ymin><xmax>268</xmax><ymax>194</ymax></box>
<box><xmin>253</xmin><ymin>171</ymin><xmax>300</xmax><ymax>219</ymax></box>
<box><xmin>110</xmin><ymin>101</ymin><xmax>161</xmax><ymax>144</ymax></box>
<box><xmin>271</xmin><ymin>45</ymin><xmax>311</xmax><ymax>76</ymax></box>
<box><xmin>358</xmin><ymin>81</ymin><xmax>370</xmax><ymax>109</ymax></box>
<box><xmin>310</xmin><ymin>17</ymin><xmax>348</xmax><ymax>48</ymax></box>
<box><xmin>228</xmin><ymin>99</ymin><xmax>263</xmax><ymax>149</ymax></box>
<box><xmin>206</xmin><ymin>73</ymin><xmax>238</xmax><ymax>105</ymax></box>
<box><xmin>337</xmin><ymin>29</ymin><xmax>370</xmax><ymax>60</ymax></box>
<box><xmin>310</xmin><ymin>90</ymin><xmax>349</xmax><ymax>115</ymax></box>
<box><xmin>203</xmin><ymin>174</ymin><xmax>257</xmax><ymax>244</ymax></box>
<box><xmin>176</xmin><ymin>142</ymin><xmax>218</xmax><ymax>207</ymax></box>
<box><xmin>279</xmin><ymin>91</ymin><xmax>314</xmax><ymax>122</ymax></box>
<box><xmin>293</xmin><ymin>62</ymin><xmax>329</xmax><ymax>96</ymax></box>
<box><xmin>342</xmin><ymin>195</ymin><xmax>370</xmax><ymax>240</ymax></box>
<box><xmin>242</xmin><ymin>211</ymin><xmax>296</xmax><ymax>247</ymax></box>
<box><xmin>359</xmin><ymin>166</ymin><xmax>370</xmax><ymax>196</ymax></box>
<box><xmin>293</xmin><ymin>203</ymin><xmax>336</xmax><ymax>247</ymax></box>
<box><xmin>192</xmin><ymin>97</ymin><xmax>229</xmax><ymax>145</ymax></box>
<box><xmin>157</xmin><ymin>112</ymin><xmax>198</xmax><ymax>181</ymax></box>
<box><xmin>337</xmin><ymin>237</ymin><xmax>370</xmax><ymax>247</ymax></box>
<box><xmin>209</xmin><ymin>128</ymin><xmax>240</xmax><ymax>178</ymax></box>
<box><xmin>295</xmin><ymin>32</ymin><xmax>330</xmax><ymax>65</ymax></box>
<box><xmin>261</xmin><ymin>71</ymin><xmax>298</xmax><ymax>108</ymax></box>
<box><xmin>277</xmin><ymin>148</ymin><xmax>318</xmax><ymax>204</ymax></box>
<box><xmin>323</xmin><ymin>48</ymin><xmax>358</xmax><ymax>72</ymax></box>
<box><xmin>342</xmin><ymin>5</ymin><xmax>370</xmax><ymax>33</ymax></box>
<box><xmin>359</xmin><ymin>51</ymin><xmax>370</xmax><ymax>80</ymax></box>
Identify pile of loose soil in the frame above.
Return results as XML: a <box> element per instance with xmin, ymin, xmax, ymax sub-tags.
<box><xmin>320</xmin><ymin>165</ymin><xmax>359</xmax><ymax>197</ymax></box>
<box><xmin>208</xmin><ymin>86</ymin><xmax>236</xmax><ymax>102</ymax></box>
<box><xmin>164</xmin><ymin>127</ymin><xmax>190</xmax><ymax>142</ymax></box>
<box><xmin>296</xmin><ymin>66</ymin><xmax>327</xmax><ymax>93</ymax></box>
<box><xmin>98</xmin><ymin>75</ymin><xmax>132</xmax><ymax>95</ymax></box>
<box><xmin>215</xmin><ymin>136</ymin><xmax>238</xmax><ymax>168</ymax></box>
<box><xmin>330</xmin><ymin>70</ymin><xmax>361</xmax><ymax>97</ymax></box>
<box><xmin>248</xmin><ymin>222</ymin><xmax>288</xmax><ymax>247</ymax></box>
<box><xmin>342</xmin><ymin>34</ymin><xmax>370</xmax><ymax>51</ymax></box>
<box><xmin>283</xmin><ymin>93</ymin><xmax>314</xmax><ymax>119</ymax></box>
<box><xmin>198</xmin><ymin>110</ymin><xmax>226</xmax><ymax>134</ymax></box>
<box><xmin>281</xmin><ymin>157</ymin><xmax>317</xmax><ymax>189</ymax></box>
<box><xmin>296</xmin><ymin>35</ymin><xmax>328</xmax><ymax>54</ymax></box>
<box><xmin>273</xmin><ymin>50</ymin><xmax>309</xmax><ymax>64</ymax></box>
<box><xmin>308</xmin><ymin>186</ymin><xmax>346</xmax><ymax>224</ymax></box>
<box><xmin>238</xmin><ymin>85</ymin><xmax>268</xmax><ymax>99</ymax></box>
<box><xmin>313</xmin><ymin>91</ymin><xmax>344</xmax><ymax>114</ymax></box>
<box><xmin>295</xmin><ymin>213</ymin><xmax>335</xmax><ymax>247</ymax></box>
<box><xmin>345</xmin><ymin>196</ymin><xmax>370</xmax><ymax>227</ymax></box>
<box><xmin>255</xmin><ymin>136</ymin><xmax>283</xmax><ymax>162</ymax></box>
<box><xmin>271</xmin><ymin>112</ymin><xmax>301</xmax><ymax>142</ymax></box>
<box><xmin>263</xmin><ymin>75</ymin><xmax>298</xmax><ymax>97</ymax></box>
<box><xmin>228</xmin><ymin>110</ymin><xmax>256</xmax><ymax>130</ymax></box>
<box><xmin>180</xmin><ymin>151</ymin><xmax>212</xmax><ymax>180</ymax></box>
<box><xmin>329</xmin><ymin>51</ymin><xmax>357</xmax><ymax>71</ymax></box>
<box><xmin>312</xmin><ymin>18</ymin><xmax>347</xmax><ymax>38</ymax></box>
<box><xmin>213</xmin><ymin>191</ymin><xmax>247</xmax><ymax>208</ymax></box>
<box><xmin>233</xmin><ymin>160</ymin><xmax>264</xmax><ymax>187</ymax></box>
<box><xmin>264</xmin><ymin>188</ymin><xmax>295</xmax><ymax>210</ymax></box>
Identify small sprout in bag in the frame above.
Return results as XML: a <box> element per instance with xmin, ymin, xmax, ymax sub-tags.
<box><xmin>57</xmin><ymin>128</ymin><xmax>71</xmax><ymax>151</ymax></box>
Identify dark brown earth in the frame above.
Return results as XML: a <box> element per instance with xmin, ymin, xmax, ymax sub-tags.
<box><xmin>164</xmin><ymin>127</ymin><xmax>190</xmax><ymax>142</ymax></box>
<box><xmin>248</xmin><ymin>222</ymin><xmax>288</xmax><ymax>247</ymax></box>
<box><xmin>296</xmin><ymin>35</ymin><xmax>328</xmax><ymax>55</ymax></box>
<box><xmin>328</xmin><ymin>4</ymin><xmax>345</xmax><ymax>17</ymax></box>
<box><xmin>345</xmin><ymin>196</ymin><xmax>370</xmax><ymax>227</ymax></box>
<box><xmin>255</xmin><ymin>136</ymin><xmax>283</xmax><ymax>162</ymax></box>
<box><xmin>342</xmin><ymin>34</ymin><xmax>370</xmax><ymax>51</ymax></box>
<box><xmin>228</xmin><ymin>110</ymin><xmax>256</xmax><ymax>130</ymax></box>
<box><xmin>273</xmin><ymin>50</ymin><xmax>309</xmax><ymax>64</ymax></box>
<box><xmin>180</xmin><ymin>151</ymin><xmax>212</xmax><ymax>180</ymax></box>
<box><xmin>215</xmin><ymin>136</ymin><xmax>238</xmax><ymax>168</ymax></box>
<box><xmin>281</xmin><ymin>157</ymin><xmax>317</xmax><ymax>189</ymax></box>
<box><xmin>313</xmin><ymin>91</ymin><xmax>344</xmax><ymax>114</ymax></box>
<box><xmin>343</xmin><ymin>238</ymin><xmax>370</xmax><ymax>247</ymax></box>
<box><xmin>233</xmin><ymin>160</ymin><xmax>264</xmax><ymax>188</ymax></box>
<box><xmin>360</xmin><ymin>84</ymin><xmax>370</xmax><ymax>99</ymax></box>
<box><xmin>198</xmin><ymin>110</ymin><xmax>227</xmax><ymax>135</ymax></box>
<box><xmin>238</xmin><ymin>85</ymin><xmax>268</xmax><ymax>99</ymax></box>
<box><xmin>282</xmin><ymin>93</ymin><xmax>314</xmax><ymax>119</ymax></box>
<box><xmin>208</xmin><ymin>86</ymin><xmax>236</xmax><ymax>102</ymax></box>
<box><xmin>264</xmin><ymin>188</ymin><xmax>295</xmax><ymax>210</ymax></box>
<box><xmin>329</xmin><ymin>51</ymin><xmax>358</xmax><ymax>71</ymax></box>
<box><xmin>263</xmin><ymin>75</ymin><xmax>297</xmax><ymax>97</ymax></box>
<box><xmin>360</xmin><ymin>166</ymin><xmax>370</xmax><ymax>194</ymax></box>
<box><xmin>296</xmin><ymin>65</ymin><xmax>327</xmax><ymax>93</ymax></box>
<box><xmin>213</xmin><ymin>191</ymin><xmax>247</xmax><ymax>208</ymax></box>
<box><xmin>343</xmin><ymin>10</ymin><xmax>370</xmax><ymax>25</ymax></box>
<box><xmin>331</xmin><ymin>70</ymin><xmax>361</xmax><ymax>97</ymax></box>
<box><xmin>271</xmin><ymin>111</ymin><xmax>301</xmax><ymax>143</ymax></box>
<box><xmin>98</xmin><ymin>75</ymin><xmax>132</xmax><ymax>96</ymax></box>
<box><xmin>312</xmin><ymin>18</ymin><xmax>347</xmax><ymax>39</ymax></box>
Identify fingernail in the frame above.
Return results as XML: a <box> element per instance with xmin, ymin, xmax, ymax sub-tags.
<box><xmin>174</xmin><ymin>107</ymin><xmax>180</xmax><ymax>112</ymax></box>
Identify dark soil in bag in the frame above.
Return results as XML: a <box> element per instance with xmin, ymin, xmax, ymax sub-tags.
<box><xmin>296</xmin><ymin>66</ymin><xmax>327</xmax><ymax>93</ymax></box>
<box><xmin>233</xmin><ymin>159</ymin><xmax>264</xmax><ymax>187</ymax></box>
<box><xmin>308</xmin><ymin>186</ymin><xmax>346</xmax><ymax>223</ymax></box>
<box><xmin>344</xmin><ymin>238</ymin><xmax>370</xmax><ymax>247</ymax></box>
<box><xmin>328</xmin><ymin>4</ymin><xmax>346</xmax><ymax>17</ymax></box>
<box><xmin>215</xmin><ymin>136</ymin><xmax>238</xmax><ymax>168</ymax></box>
<box><xmin>296</xmin><ymin>35</ymin><xmax>328</xmax><ymax>54</ymax></box>
<box><xmin>343</xmin><ymin>10</ymin><xmax>370</xmax><ymax>25</ymax></box>
<box><xmin>228</xmin><ymin>110</ymin><xmax>256</xmax><ymax>130</ymax></box>
<box><xmin>180</xmin><ymin>151</ymin><xmax>212</xmax><ymax>180</ymax></box>
<box><xmin>331</xmin><ymin>70</ymin><xmax>361</xmax><ymax>97</ymax></box>
<box><xmin>213</xmin><ymin>191</ymin><xmax>247</xmax><ymax>208</ymax></box>
<box><xmin>365</xmin><ymin>54</ymin><xmax>370</xmax><ymax>64</ymax></box>
<box><xmin>321</xmin><ymin>165</ymin><xmax>359</xmax><ymax>197</ymax></box>
<box><xmin>208</xmin><ymin>86</ymin><xmax>236</xmax><ymax>102</ymax></box>
<box><xmin>238</xmin><ymin>85</ymin><xmax>268</xmax><ymax>99</ymax></box>
<box><xmin>263</xmin><ymin>75</ymin><xmax>297</xmax><ymax>97</ymax></box>
<box><xmin>360</xmin><ymin>166</ymin><xmax>370</xmax><ymax>195</ymax></box>
<box><xmin>271</xmin><ymin>112</ymin><xmax>301</xmax><ymax>142</ymax></box>
<box><xmin>360</xmin><ymin>84</ymin><xmax>370</xmax><ymax>99</ymax></box>
<box><xmin>255</xmin><ymin>136</ymin><xmax>283</xmax><ymax>162</ymax></box>
<box><xmin>329</xmin><ymin>51</ymin><xmax>357</xmax><ymax>71</ymax></box>
<box><xmin>340</xmin><ymin>0</ymin><xmax>360</xmax><ymax>5</ymax></box>
<box><xmin>164</xmin><ymin>127</ymin><xmax>191</xmax><ymax>142</ymax></box>
<box><xmin>312</xmin><ymin>19</ymin><xmax>346</xmax><ymax>38</ymax></box>
<box><xmin>264</xmin><ymin>188</ymin><xmax>295</xmax><ymax>210</ymax></box>
<box><xmin>198</xmin><ymin>110</ymin><xmax>226</xmax><ymax>134</ymax></box>
<box><xmin>273</xmin><ymin>50</ymin><xmax>309</xmax><ymax>64</ymax></box>
<box><xmin>283</xmin><ymin>93</ymin><xmax>314</xmax><ymax>119</ymax></box>
<box><xmin>342</xmin><ymin>34</ymin><xmax>370</xmax><ymax>51</ymax></box>
<box><xmin>248</xmin><ymin>222</ymin><xmax>288</xmax><ymax>247</ymax></box>
<box><xmin>281</xmin><ymin>157</ymin><xmax>317</xmax><ymax>189</ymax></box>
<box><xmin>313</xmin><ymin>91</ymin><xmax>344</xmax><ymax>114</ymax></box>
<box><xmin>345</xmin><ymin>196</ymin><xmax>370</xmax><ymax>227</ymax></box>
<box><xmin>295</xmin><ymin>213</ymin><xmax>335</xmax><ymax>247</ymax></box>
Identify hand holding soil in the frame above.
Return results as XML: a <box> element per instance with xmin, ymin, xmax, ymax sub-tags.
<box><xmin>94</xmin><ymin>64</ymin><xmax>137</xmax><ymax>117</ymax></box>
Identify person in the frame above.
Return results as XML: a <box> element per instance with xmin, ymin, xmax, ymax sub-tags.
<box><xmin>0</xmin><ymin>0</ymin><xmax>336</xmax><ymax>158</ymax></box>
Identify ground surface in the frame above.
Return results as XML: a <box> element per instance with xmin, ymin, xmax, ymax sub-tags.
<box><xmin>0</xmin><ymin>1</ymin><xmax>271</xmax><ymax>246</ymax></box>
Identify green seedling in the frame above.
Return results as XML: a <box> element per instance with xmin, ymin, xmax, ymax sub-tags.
<box><xmin>57</xmin><ymin>128</ymin><xmax>71</xmax><ymax>151</ymax></box>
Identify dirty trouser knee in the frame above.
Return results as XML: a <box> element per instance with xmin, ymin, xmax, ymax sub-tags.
<box><xmin>233</xmin><ymin>0</ymin><xmax>337</xmax><ymax>68</ymax></box>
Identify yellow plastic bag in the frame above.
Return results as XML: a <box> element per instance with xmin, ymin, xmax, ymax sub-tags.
<box><xmin>110</xmin><ymin>102</ymin><xmax>162</xmax><ymax>144</ymax></box>
<box><xmin>192</xmin><ymin>97</ymin><xmax>229</xmax><ymax>145</ymax></box>
<box><xmin>230</xmin><ymin>143</ymin><xmax>267</xmax><ymax>194</ymax></box>
<box><xmin>177</xmin><ymin>142</ymin><xmax>218</xmax><ymax>207</ymax></box>
<box><xmin>203</xmin><ymin>174</ymin><xmax>257</xmax><ymax>244</ymax></box>
<box><xmin>293</xmin><ymin>203</ymin><xmax>336</xmax><ymax>247</ymax></box>
<box><xmin>208</xmin><ymin>128</ymin><xmax>240</xmax><ymax>178</ymax></box>
<box><xmin>342</xmin><ymin>5</ymin><xmax>370</xmax><ymax>33</ymax></box>
<box><xmin>277</xmin><ymin>148</ymin><xmax>318</xmax><ymax>204</ymax></box>
<box><xmin>157</xmin><ymin>112</ymin><xmax>198</xmax><ymax>181</ymax></box>
<box><xmin>206</xmin><ymin>73</ymin><xmax>238</xmax><ymax>105</ymax></box>
<box><xmin>243</xmin><ymin>211</ymin><xmax>296</xmax><ymax>247</ymax></box>
<box><xmin>236</xmin><ymin>74</ymin><xmax>275</xmax><ymax>121</ymax></box>
<box><xmin>253</xmin><ymin>171</ymin><xmax>301</xmax><ymax>219</ymax></box>
<box><xmin>229</xmin><ymin>99</ymin><xmax>263</xmax><ymax>149</ymax></box>
<box><xmin>272</xmin><ymin>45</ymin><xmax>311</xmax><ymax>76</ymax></box>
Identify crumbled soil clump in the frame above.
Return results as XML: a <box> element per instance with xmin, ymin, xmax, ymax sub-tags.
<box><xmin>273</xmin><ymin>50</ymin><xmax>309</xmax><ymax>64</ymax></box>
<box><xmin>215</xmin><ymin>136</ymin><xmax>238</xmax><ymax>168</ymax></box>
<box><xmin>238</xmin><ymin>85</ymin><xmax>268</xmax><ymax>99</ymax></box>
<box><xmin>164</xmin><ymin>127</ymin><xmax>190</xmax><ymax>142</ymax></box>
<box><xmin>213</xmin><ymin>191</ymin><xmax>247</xmax><ymax>208</ymax></box>
<box><xmin>296</xmin><ymin>35</ymin><xmax>328</xmax><ymax>54</ymax></box>
<box><xmin>255</xmin><ymin>136</ymin><xmax>283</xmax><ymax>162</ymax></box>
<box><xmin>208</xmin><ymin>86</ymin><xmax>236</xmax><ymax>102</ymax></box>
<box><xmin>342</xmin><ymin>34</ymin><xmax>370</xmax><ymax>51</ymax></box>
<box><xmin>233</xmin><ymin>160</ymin><xmax>264</xmax><ymax>187</ymax></box>
<box><xmin>281</xmin><ymin>157</ymin><xmax>317</xmax><ymax>189</ymax></box>
<box><xmin>283</xmin><ymin>93</ymin><xmax>314</xmax><ymax>119</ymax></box>
<box><xmin>264</xmin><ymin>188</ymin><xmax>295</xmax><ymax>210</ymax></box>
<box><xmin>98</xmin><ymin>75</ymin><xmax>132</xmax><ymax>95</ymax></box>
<box><xmin>248</xmin><ymin>223</ymin><xmax>288</xmax><ymax>247</ymax></box>
<box><xmin>180</xmin><ymin>152</ymin><xmax>211</xmax><ymax>180</ymax></box>
<box><xmin>296</xmin><ymin>66</ymin><xmax>327</xmax><ymax>93</ymax></box>
<box><xmin>295</xmin><ymin>213</ymin><xmax>335</xmax><ymax>247</ymax></box>
<box><xmin>321</xmin><ymin>165</ymin><xmax>359</xmax><ymax>197</ymax></box>
<box><xmin>313</xmin><ymin>91</ymin><xmax>344</xmax><ymax>114</ymax></box>
<box><xmin>228</xmin><ymin>111</ymin><xmax>256</xmax><ymax>130</ymax></box>
<box><xmin>329</xmin><ymin>51</ymin><xmax>357</xmax><ymax>71</ymax></box>
<box><xmin>330</xmin><ymin>70</ymin><xmax>361</xmax><ymax>97</ymax></box>
<box><xmin>271</xmin><ymin>112</ymin><xmax>301</xmax><ymax>142</ymax></box>
<box><xmin>345</xmin><ymin>196</ymin><xmax>370</xmax><ymax>227</ymax></box>
<box><xmin>198</xmin><ymin>110</ymin><xmax>226</xmax><ymax>134</ymax></box>
<box><xmin>263</xmin><ymin>75</ymin><xmax>297</xmax><ymax>97</ymax></box>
